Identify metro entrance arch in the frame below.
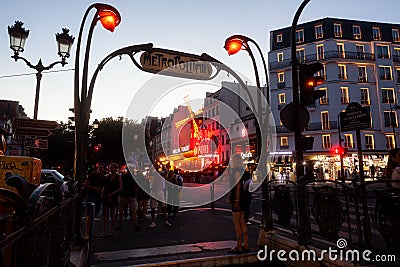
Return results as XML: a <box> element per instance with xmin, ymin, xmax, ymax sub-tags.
<box><xmin>73</xmin><ymin>2</ymin><xmax>271</xmax><ymax>247</ymax></box>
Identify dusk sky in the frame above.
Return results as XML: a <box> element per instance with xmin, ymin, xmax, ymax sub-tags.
<box><xmin>0</xmin><ymin>0</ymin><xmax>399</xmax><ymax>123</ymax></box>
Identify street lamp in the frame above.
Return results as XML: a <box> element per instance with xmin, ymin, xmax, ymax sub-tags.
<box><xmin>224</xmin><ymin>34</ymin><xmax>273</xmax><ymax>231</ymax></box>
<box><xmin>92</xmin><ymin>119</ymin><xmax>100</xmax><ymax>129</ymax></box>
<box><xmin>390</xmin><ymin>104</ymin><xmax>400</xmax><ymax>148</ymax></box>
<box><xmin>8</xmin><ymin>21</ymin><xmax>74</xmax><ymax>119</ymax></box>
<box><xmin>72</xmin><ymin>3</ymin><xmax>120</xmax><ymax>247</ymax></box>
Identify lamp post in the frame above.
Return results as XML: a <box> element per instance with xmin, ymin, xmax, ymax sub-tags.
<box><xmin>73</xmin><ymin>3</ymin><xmax>120</xmax><ymax>246</ymax></box>
<box><xmin>224</xmin><ymin>35</ymin><xmax>273</xmax><ymax>231</ymax></box>
<box><xmin>390</xmin><ymin>104</ymin><xmax>400</xmax><ymax>148</ymax></box>
<box><xmin>8</xmin><ymin>21</ymin><xmax>74</xmax><ymax>119</ymax></box>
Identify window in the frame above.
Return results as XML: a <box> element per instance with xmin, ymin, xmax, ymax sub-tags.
<box><xmin>344</xmin><ymin>134</ymin><xmax>354</xmax><ymax>148</ymax></box>
<box><xmin>392</xmin><ymin>29</ymin><xmax>400</xmax><ymax>42</ymax></box>
<box><xmin>315</xmin><ymin>24</ymin><xmax>323</xmax><ymax>39</ymax></box>
<box><xmin>322</xmin><ymin>134</ymin><xmax>331</xmax><ymax>149</ymax></box>
<box><xmin>353</xmin><ymin>25</ymin><xmax>362</xmax><ymax>39</ymax></box>
<box><xmin>321</xmin><ymin>111</ymin><xmax>330</xmax><ymax>130</ymax></box>
<box><xmin>338</xmin><ymin>64</ymin><xmax>347</xmax><ymax>80</ymax></box>
<box><xmin>372</xmin><ymin>27</ymin><xmax>381</xmax><ymax>40</ymax></box>
<box><xmin>379</xmin><ymin>66</ymin><xmax>392</xmax><ymax>80</ymax></box>
<box><xmin>356</xmin><ymin>44</ymin><xmax>365</xmax><ymax>59</ymax></box>
<box><xmin>384</xmin><ymin>111</ymin><xmax>397</xmax><ymax>127</ymax></box>
<box><xmin>397</xmin><ymin>68</ymin><xmax>400</xmax><ymax>83</ymax></box>
<box><xmin>277</xmin><ymin>34</ymin><xmax>283</xmax><ymax>43</ymax></box>
<box><xmin>226</xmin><ymin>151</ymin><xmax>229</xmax><ymax>162</ymax></box>
<box><xmin>216</xmin><ymin>106</ymin><xmax>219</xmax><ymax>115</ymax></box>
<box><xmin>280</xmin><ymin>137</ymin><xmax>289</xmax><ymax>148</ymax></box>
<box><xmin>226</xmin><ymin>134</ymin><xmax>230</xmax><ymax>144</ymax></box>
<box><xmin>341</xmin><ymin>87</ymin><xmax>349</xmax><ymax>103</ymax></box>
<box><xmin>395</xmin><ymin>48</ymin><xmax>400</xmax><ymax>61</ymax></box>
<box><xmin>296</xmin><ymin>29</ymin><xmax>304</xmax><ymax>43</ymax></box>
<box><xmin>317</xmin><ymin>44</ymin><xmax>324</xmax><ymax>60</ymax></box>
<box><xmin>386</xmin><ymin>135</ymin><xmax>395</xmax><ymax>149</ymax></box>
<box><xmin>277</xmin><ymin>52</ymin><xmax>284</xmax><ymax>62</ymax></box>
<box><xmin>337</xmin><ymin>43</ymin><xmax>345</xmax><ymax>58</ymax></box>
<box><xmin>319</xmin><ymin>88</ymin><xmax>328</xmax><ymax>104</ymax></box>
<box><xmin>360</xmin><ymin>88</ymin><xmax>370</xmax><ymax>105</ymax></box>
<box><xmin>317</xmin><ymin>64</ymin><xmax>326</xmax><ymax>79</ymax></box>
<box><xmin>278</xmin><ymin>72</ymin><xmax>285</xmax><ymax>82</ymax></box>
<box><xmin>358</xmin><ymin>66</ymin><xmax>367</xmax><ymax>82</ymax></box>
<box><xmin>221</xmin><ymin>135</ymin><xmax>224</xmax><ymax>145</ymax></box>
<box><xmin>278</xmin><ymin>93</ymin><xmax>286</xmax><ymax>104</ymax></box>
<box><xmin>334</xmin><ymin>23</ymin><xmax>342</xmax><ymax>37</ymax></box>
<box><xmin>296</xmin><ymin>48</ymin><xmax>305</xmax><ymax>63</ymax></box>
<box><xmin>377</xmin><ymin>45</ymin><xmax>390</xmax><ymax>59</ymax></box>
<box><xmin>365</xmin><ymin>134</ymin><xmax>374</xmax><ymax>149</ymax></box>
<box><xmin>381</xmin><ymin>88</ymin><xmax>395</xmax><ymax>103</ymax></box>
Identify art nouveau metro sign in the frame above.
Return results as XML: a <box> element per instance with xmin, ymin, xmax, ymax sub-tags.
<box><xmin>139</xmin><ymin>48</ymin><xmax>213</xmax><ymax>80</ymax></box>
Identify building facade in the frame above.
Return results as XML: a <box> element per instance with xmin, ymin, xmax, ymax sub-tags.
<box><xmin>268</xmin><ymin>17</ymin><xmax>400</xmax><ymax>179</ymax></box>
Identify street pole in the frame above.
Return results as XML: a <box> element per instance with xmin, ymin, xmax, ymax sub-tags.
<box><xmin>390</xmin><ymin>104</ymin><xmax>398</xmax><ymax>148</ymax></box>
<box><xmin>338</xmin><ymin>114</ymin><xmax>344</xmax><ymax>181</ymax></box>
<box><xmin>291</xmin><ymin>0</ymin><xmax>312</xmax><ymax>244</ymax></box>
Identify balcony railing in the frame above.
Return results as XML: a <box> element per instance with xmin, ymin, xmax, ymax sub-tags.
<box><xmin>305</xmin><ymin>121</ymin><xmax>338</xmax><ymax>131</ymax></box>
<box><xmin>338</xmin><ymin>73</ymin><xmax>347</xmax><ymax>80</ymax></box>
<box><xmin>379</xmin><ymin>75</ymin><xmax>393</xmax><ymax>80</ymax></box>
<box><xmin>270</xmin><ymin>50</ymin><xmax>375</xmax><ymax>70</ymax></box>
<box><xmin>344</xmin><ymin>142</ymin><xmax>355</xmax><ymax>149</ymax></box>
<box><xmin>341</xmin><ymin>97</ymin><xmax>350</xmax><ymax>104</ymax></box>
<box><xmin>358</xmin><ymin>76</ymin><xmax>368</xmax><ymax>82</ymax></box>
<box><xmin>322</xmin><ymin>142</ymin><xmax>332</xmax><ymax>149</ymax></box>
<box><xmin>365</xmin><ymin>144</ymin><xmax>375</xmax><ymax>149</ymax></box>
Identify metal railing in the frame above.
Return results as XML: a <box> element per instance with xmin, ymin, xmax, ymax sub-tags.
<box><xmin>0</xmin><ymin>180</ymin><xmax>84</xmax><ymax>267</ymax></box>
<box><xmin>270</xmin><ymin>50</ymin><xmax>375</xmax><ymax>70</ymax></box>
<box><xmin>265</xmin><ymin>179</ymin><xmax>400</xmax><ymax>258</ymax></box>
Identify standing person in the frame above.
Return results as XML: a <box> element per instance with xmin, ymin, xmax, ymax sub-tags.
<box><xmin>227</xmin><ymin>154</ymin><xmax>249</xmax><ymax>254</ymax></box>
<box><xmin>369</xmin><ymin>164</ymin><xmax>376</xmax><ymax>179</ymax></box>
<box><xmin>242</xmin><ymin>164</ymin><xmax>253</xmax><ymax>225</ymax></box>
<box><xmin>83</xmin><ymin>163</ymin><xmax>106</xmax><ymax>238</ymax></box>
<box><xmin>149</xmin><ymin>170</ymin><xmax>171</xmax><ymax>228</ymax></box>
<box><xmin>385</xmin><ymin>148</ymin><xmax>400</xmax><ymax>188</ymax></box>
<box><xmin>102</xmin><ymin>163</ymin><xmax>122</xmax><ymax>237</ymax></box>
<box><xmin>136</xmin><ymin>170</ymin><xmax>150</xmax><ymax>222</ymax></box>
<box><xmin>117</xmin><ymin>166</ymin><xmax>140</xmax><ymax>231</ymax></box>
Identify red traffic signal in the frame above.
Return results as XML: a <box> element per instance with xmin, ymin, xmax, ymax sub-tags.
<box><xmin>332</xmin><ymin>146</ymin><xmax>347</xmax><ymax>155</ymax></box>
<box><xmin>93</xmin><ymin>144</ymin><xmax>102</xmax><ymax>152</ymax></box>
<box><xmin>299</xmin><ymin>63</ymin><xmax>325</xmax><ymax>106</ymax></box>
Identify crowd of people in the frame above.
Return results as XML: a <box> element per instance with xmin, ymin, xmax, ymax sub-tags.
<box><xmin>83</xmin><ymin>163</ymin><xmax>184</xmax><ymax>237</ymax></box>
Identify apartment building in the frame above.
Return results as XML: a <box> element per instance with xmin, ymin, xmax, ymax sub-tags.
<box><xmin>268</xmin><ymin>17</ymin><xmax>400</xmax><ymax>178</ymax></box>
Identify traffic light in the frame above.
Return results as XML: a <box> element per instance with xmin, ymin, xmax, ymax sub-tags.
<box><xmin>299</xmin><ymin>63</ymin><xmax>325</xmax><ymax>106</ymax></box>
<box><xmin>332</xmin><ymin>146</ymin><xmax>347</xmax><ymax>155</ymax></box>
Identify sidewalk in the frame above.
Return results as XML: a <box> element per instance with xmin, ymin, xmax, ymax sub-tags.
<box><xmin>89</xmin><ymin>207</ymin><xmax>261</xmax><ymax>267</ymax></box>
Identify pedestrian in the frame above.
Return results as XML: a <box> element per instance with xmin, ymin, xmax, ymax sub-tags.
<box><xmin>102</xmin><ymin>163</ymin><xmax>122</xmax><ymax>237</ymax></box>
<box><xmin>369</xmin><ymin>164</ymin><xmax>376</xmax><ymax>179</ymax></box>
<box><xmin>242</xmin><ymin>164</ymin><xmax>253</xmax><ymax>225</ymax></box>
<box><xmin>136</xmin><ymin>170</ymin><xmax>150</xmax><ymax>222</ymax></box>
<box><xmin>149</xmin><ymin>170</ymin><xmax>171</xmax><ymax>228</ymax></box>
<box><xmin>83</xmin><ymin>163</ymin><xmax>106</xmax><ymax>238</ymax></box>
<box><xmin>226</xmin><ymin>154</ymin><xmax>249</xmax><ymax>254</ymax></box>
<box><xmin>385</xmin><ymin>148</ymin><xmax>400</xmax><ymax>188</ymax></box>
<box><xmin>117</xmin><ymin>166</ymin><xmax>140</xmax><ymax>231</ymax></box>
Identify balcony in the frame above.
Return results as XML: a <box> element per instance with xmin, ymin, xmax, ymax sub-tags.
<box><xmin>344</xmin><ymin>142</ymin><xmax>355</xmax><ymax>149</ymax></box>
<box><xmin>322</xmin><ymin>142</ymin><xmax>332</xmax><ymax>149</ymax></box>
<box><xmin>269</xmin><ymin>50</ymin><xmax>375</xmax><ymax>70</ymax></box>
<box><xmin>341</xmin><ymin>97</ymin><xmax>350</xmax><ymax>104</ymax></box>
<box><xmin>358</xmin><ymin>76</ymin><xmax>368</xmax><ymax>82</ymax></box>
<box><xmin>379</xmin><ymin>75</ymin><xmax>393</xmax><ymax>81</ymax></box>
<box><xmin>305</xmin><ymin>121</ymin><xmax>338</xmax><ymax>131</ymax></box>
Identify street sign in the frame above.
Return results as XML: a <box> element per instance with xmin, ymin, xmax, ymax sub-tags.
<box><xmin>139</xmin><ymin>48</ymin><xmax>213</xmax><ymax>80</ymax></box>
<box><xmin>15</xmin><ymin>128</ymin><xmax>52</xmax><ymax>137</ymax></box>
<box><xmin>25</xmin><ymin>138</ymin><xmax>48</xmax><ymax>149</ymax></box>
<box><xmin>13</xmin><ymin>118</ymin><xmax>58</xmax><ymax>130</ymax></box>
<box><xmin>280</xmin><ymin>102</ymin><xmax>310</xmax><ymax>131</ymax></box>
<box><xmin>339</xmin><ymin>102</ymin><xmax>371</xmax><ymax>132</ymax></box>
